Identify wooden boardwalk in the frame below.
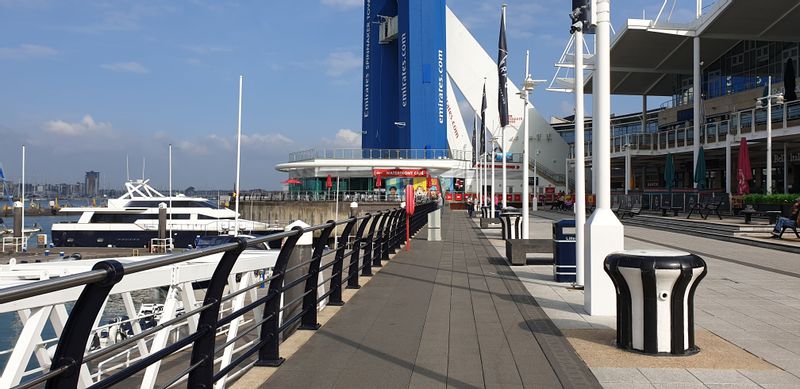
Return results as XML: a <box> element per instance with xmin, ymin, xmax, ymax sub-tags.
<box><xmin>263</xmin><ymin>211</ymin><xmax>600</xmax><ymax>388</ymax></box>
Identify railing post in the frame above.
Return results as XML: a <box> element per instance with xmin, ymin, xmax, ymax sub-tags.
<box><xmin>373</xmin><ymin>212</ymin><xmax>389</xmax><ymax>267</ymax></box>
<box><xmin>347</xmin><ymin>214</ymin><xmax>371</xmax><ymax>289</ymax></box>
<box><xmin>381</xmin><ymin>209</ymin><xmax>397</xmax><ymax>260</ymax></box>
<box><xmin>255</xmin><ymin>227</ymin><xmax>303</xmax><ymax>367</ymax></box>
<box><xmin>299</xmin><ymin>221</ymin><xmax>336</xmax><ymax>330</ymax></box>
<box><xmin>361</xmin><ymin>212</ymin><xmax>383</xmax><ymax>276</ymax></box>
<box><xmin>46</xmin><ymin>260</ymin><xmax>125</xmax><ymax>389</ymax></box>
<box><xmin>188</xmin><ymin>238</ymin><xmax>248</xmax><ymax>387</ymax></box>
<box><xmin>328</xmin><ymin>218</ymin><xmax>356</xmax><ymax>306</ymax></box>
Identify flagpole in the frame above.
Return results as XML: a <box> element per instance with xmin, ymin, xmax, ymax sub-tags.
<box><xmin>491</xmin><ymin>130</ymin><xmax>496</xmax><ymax>216</ymax></box>
<box><xmin>234</xmin><ymin>75</ymin><xmax>243</xmax><ymax>235</ymax></box>
<box><xmin>500</xmin><ymin>4</ymin><xmax>508</xmax><ymax>209</ymax></box>
<box><xmin>474</xmin><ymin>113</ymin><xmax>480</xmax><ymax>207</ymax></box>
<box><xmin>169</xmin><ymin>143</ymin><xmax>173</xmax><ymax>249</ymax></box>
<box><xmin>521</xmin><ymin>50</ymin><xmax>530</xmax><ymax>239</ymax></box>
<box><xmin>21</xmin><ymin>145</ymin><xmax>25</xmax><ymax>251</ymax></box>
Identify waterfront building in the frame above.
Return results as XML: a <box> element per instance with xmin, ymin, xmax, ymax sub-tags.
<box><xmin>551</xmin><ymin>1</ymin><xmax>800</xmax><ymax>200</ymax></box>
<box><xmin>277</xmin><ymin>4</ymin><xmax>570</xmax><ymax>201</ymax></box>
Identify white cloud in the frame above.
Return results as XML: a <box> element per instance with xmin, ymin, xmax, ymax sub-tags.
<box><xmin>333</xmin><ymin>129</ymin><xmax>360</xmax><ymax>147</ymax></box>
<box><xmin>324</xmin><ymin>51</ymin><xmax>361</xmax><ymax>77</ymax></box>
<box><xmin>320</xmin><ymin>0</ymin><xmax>361</xmax><ymax>9</ymax></box>
<box><xmin>241</xmin><ymin>133</ymin><xmax>294</xmax><ymax>148</ymax></box>
<box><xmin>43</xmin><ymin>114</ymin><xmax>114</xmax><ymax>136</ymax></box>
<box><xmin>0</xmin><ymin>44</ymin><xmax>57</xmax><ymax>60</ymax></box>
<box><xmin>101</xmin><ymin>62</ymin><xmax>149</xmax><ymax>74</ymax></box>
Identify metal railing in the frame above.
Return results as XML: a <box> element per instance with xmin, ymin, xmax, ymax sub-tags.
<box><xmin>572</xmin><ymin>100</ymin><xmax>800</xmax><ymax>157</ymax></box>
<box><xmin>240</xmin><ymin>191</ymin><xmax>429</xmax><ymax>203</ymax></box>
<box><xmin>611</xmin><ymin>191</ymin><xmax>730</xmax><ymax>214</ymax></box>
<box><xmin>288</xmin><ymin>148</ymin><xmax>472</xmax><ymax>162</ymax></box>
<box><xmin>0</xmin><ymin>202</ymin><xmax>438</xmax><ymax>389</ymax></box>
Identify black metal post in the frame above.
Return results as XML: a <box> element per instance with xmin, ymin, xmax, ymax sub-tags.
<box><xmin>373</xmin><ymin>212</ymin><xmax>388</xmax><ymax>267</ymax></box>
<box><xmin>299</xmin><ymin>221</ymin><xmax>335</xmax><ymax>330</ymax></box>
<box><xmin>347</xmin><ymin>214</ymin><xmax>371</xmax><ymax>289</ymax></box>
<box><xmin>46</xmin><ymin>260</ymin><xmax>125</xmax><ymax>389</ymax></box>
<box><xmin>255</xmin><ymin>227</ymin><xmax>303</xmax><ymax>367</ymax></box>
<box><xmin>328</xmin><ymin>218</ymin><xmax>356</xmax><ymax>306</ymax></box>
<box><xmin>361</xmin><ymin>213</ymin><xmax>382</xmax><ymax>276</ymax></box>
<box><xmin>188</xmin><ymin>237</ymin><xmax>247</xmax><ymax>388</ymax></box>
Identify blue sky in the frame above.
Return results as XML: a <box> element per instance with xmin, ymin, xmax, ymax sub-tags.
<box><xmin>0</xmin><ymin>0</ymin><xmax>698</xmax><ymax>190</ymax></box>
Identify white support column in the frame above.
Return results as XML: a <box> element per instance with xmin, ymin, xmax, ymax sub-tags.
<box><xmin>575</xmin><ymin>27</ymin><xmax>586</xmax><ymax>287</ymax></box>
<box><xmin>491</xmin><ymin>141</ymin><xmax>496</xmax><ymax>214</ymax></box>
<box><xmin>216</xmin><ymin>272</ymin><xmax>252</xmax><ymax>389</ymax></box>
<box><xmin>0</xmin><ymin>307</ymin><xmax>51</xmax><ymax>388</ymax></box>
<box><xmin>625</xmin><ymin>149</ymin><xmax>631</xmax><ymax>195</ymax></box>
<box><xmin>584</xmin><ymin>0</ymin><xmax>624</xmax><ymax>316</ymax></box>
<box><xmin>502</xmin><ymin>126</ymin><xmax>507</xmax><ymax>208</ymax></box>
<box><xmin>141</xmin><ymin>286</ymin><xmax>181</xmax><ymax>388</ymax></box>
<box><xmin>725</xmin><ymin>135</ymin><xmax>732</xmax><ymax>194</ymax></box>
<box><xmin>693</xmin><ymin>36</ymin><xmax>701</xmax><ymax>185</ymax></box>
<box><xmin>767</xmin><ymin>76</ymin><xmax>773</xmax><ymax>194</ymax></box>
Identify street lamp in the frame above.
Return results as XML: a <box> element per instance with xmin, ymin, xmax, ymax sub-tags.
<box><xmin>755</xmin><ymin>76</ymin><xmax>784</xmax><ymax>194</ymax></box>
<box><xmin>516</xmin><ymin>54</ymin><xmax>546</xmax><ymax>239</ymax></box>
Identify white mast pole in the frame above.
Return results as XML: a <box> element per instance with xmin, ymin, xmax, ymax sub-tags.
<box><xmin>126</xmin><ymin>155</ymin><xmax>130</xmax><ymax>182</ymax></box>
<box><xmin>521</xmin><ymin>50</ymin><xmax>530</xmax><ymax>239</ymax></box>
<box><xmin>474</xmin><ymin>113</ymin><xmax>480</xmax><ymax>206</ymax></box>
<box><xmin>491</xmin><ymin>129</ymin><xmax>496</xmax><ymax>215</ymax></box>
<box><xmin>501</xmin><ymin>4</ymin><xmax>508</xmax><ymax>210</ymax></box>
<box><xmin>169</xmin><ymin>144</ymin><xmax>173</xmax><ymax>248</ymax></box>
<box><xmin>21</xmin><ymin>145</ymin><xmax>25</xmax><ymax>251</ymax></box>
<box><xmin>234</xmin><ymin>75</ymin><xmax>243</xmax><ymax>235</ymax></box>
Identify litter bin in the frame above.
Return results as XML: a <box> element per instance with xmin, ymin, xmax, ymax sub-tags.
<box><xmin>499</xmin><ymin>208</ymin><xmax>522</xmax><ymax>240</ymax></box>
<box><xmin>604</xmin><ymin>250</ymin><xmax>707</xmax><ymax>355</ymax></box>
<box><xmin>481</xmin><ymin>206</ymin><xmax>491</xmax><ymax>219</ymax></box>
<box><xmin>552</xmin><ymin>220</ymin><xmax>576</xmax><ymax>282</ymax></box>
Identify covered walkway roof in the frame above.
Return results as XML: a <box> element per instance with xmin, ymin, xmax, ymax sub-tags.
<box><xmin>586</xmin><ymin>0</ymin><xmax>800</xmax><ymax>96</ymax></box>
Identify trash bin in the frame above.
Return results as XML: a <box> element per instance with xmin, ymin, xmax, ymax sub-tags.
<box><xmin>499</xmin><ymin>209</ymin><xmax>522</xmax><ymax>240</ymax></box>
<box><xmin>481</xmin><ymin>206</ymin><xmax>491</xmax><ymax>219</ymax></box>
<box><xmin>604</xmin><ymin>250</ymin><xmax>708</xmax><ymax>355</ymax></box>
<box><xmin>552</xmin><ymin>220</ymin><xmax>576</xmax><ymax>282</ymax></box>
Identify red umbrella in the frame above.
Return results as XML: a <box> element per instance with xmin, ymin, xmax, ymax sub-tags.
<box><xmin>326</xmin><ymin>174</ymin><xmax>333</xmax><ymax>189</ymax></box>
<box><xmin>375</xmin><ymin>175</ymin><xmax>382</xmax><ymax>188</ymax></box>
<box><xmin>737</xmin><ymin>137</ymin><xmax>752</xmax><ymax>195</ymax></box>
<box><xmin>282</xmin><ymin>178</ymin><xmax>301</xmax><ymax>185</ymax></box>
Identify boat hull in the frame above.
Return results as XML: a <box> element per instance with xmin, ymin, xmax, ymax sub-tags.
<box><xmin>51</xmin><ymin>229</ymin><xmax>285</xmax><ymax>249</ymax></box>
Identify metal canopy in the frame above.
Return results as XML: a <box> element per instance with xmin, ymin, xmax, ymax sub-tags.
<box><xmin>585</xmin><ymin>0</ymin><xmax>800</xmax><ymax>96</ymax></box>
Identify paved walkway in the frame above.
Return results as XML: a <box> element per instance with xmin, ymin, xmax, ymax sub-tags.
<box><xmin>501</xmin><ymin>210</ymin><xmax>800</xmax><ymax>388</ymax></box>
<box><xmin>263</xmin><ymin>210</ymin><xmax>599</xmax><ymax>388</ymax></box>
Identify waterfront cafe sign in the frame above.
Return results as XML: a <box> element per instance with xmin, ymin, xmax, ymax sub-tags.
<box><xmin>373</xmin><ymin>168</ymin><xmax>428</xmax><ymax>178</ymax></box>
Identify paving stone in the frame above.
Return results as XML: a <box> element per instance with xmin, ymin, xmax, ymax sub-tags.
<box><xmin>688</xmin><ymin>368</ymin><xmax>757</xmax><ymax>385</ymax></box>
<box><xmin>591</xmin><ymin>367</ymin><xmax>649</xmax><ymax>383</ymax></box>
<box><xmin>639</xmin><ymin>368</ymin><xmax>702</xmax><ymax>384</ymax></box>
<box><xmin>739</xmin><ymin>370</ymin><xmax>800</xmax><ymax>386</ymax></box>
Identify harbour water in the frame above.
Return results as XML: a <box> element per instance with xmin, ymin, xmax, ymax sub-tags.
<box><xmin>1</xmin><ymin>214</ymin><xmax>80</xmax><ymax>248</ymax></box>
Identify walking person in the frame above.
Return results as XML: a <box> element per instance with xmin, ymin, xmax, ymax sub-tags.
<box><xmin>467</xmin><ymin>197</ymin><xmax>475</xmax><ymax>218</ymax></box>
<box><xmin>772</xmin><ymin>197</ymin><xmax>800</xmax><ymax>239</ymax></box>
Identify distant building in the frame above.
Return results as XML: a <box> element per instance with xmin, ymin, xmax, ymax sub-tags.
<box><xmin>85</xmin><ymin>171</ymin><xmax>100</xmax><ymax>197</ymax></box>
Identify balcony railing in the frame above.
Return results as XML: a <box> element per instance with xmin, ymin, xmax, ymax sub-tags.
<box><xmin>288</xmin><ymin>148</ymin><xmax>472</xmax><ymax>162</ymax></box>
<box><xmin>570</xmin><ymin>100</ymin><xmax>800</xmax><ymax>157</ymax></box>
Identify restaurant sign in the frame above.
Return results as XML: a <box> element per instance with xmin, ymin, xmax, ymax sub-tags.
<box><xmin>373</xmin><ymin>168</ymin><xmax>428</xmax><ymax>177</ymax></box>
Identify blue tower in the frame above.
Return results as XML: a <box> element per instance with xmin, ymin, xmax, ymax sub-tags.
<box><xmin>361</xmin><ymin>0</ymin><xmax>448</xmax><ymax>152</ymax></box>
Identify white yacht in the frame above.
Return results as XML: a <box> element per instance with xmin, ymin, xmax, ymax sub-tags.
<box><xmin>51</xmin><ymin>179</ymin><xmax>281</xmax><ymax>248</ymax></box>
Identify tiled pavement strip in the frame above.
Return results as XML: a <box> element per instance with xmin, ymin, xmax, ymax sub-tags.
<box><xmin>485</xmin><ymin>210</ymin><xmax>800</xmax><ymax>388</ymax></box>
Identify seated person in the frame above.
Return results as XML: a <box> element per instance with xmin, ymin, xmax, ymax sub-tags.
<box><xmin>771</xmin><ymin>197</ymin><xmax>800</xmax><ymax>239</ymax></box>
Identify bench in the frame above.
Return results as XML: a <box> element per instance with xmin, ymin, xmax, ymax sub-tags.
<box><xmin>660</xmin><ymin>206</ymin><xmax>682</xmax><ymax>217</ymax></box>
<box><xmin>687</xmin><ymin>197</ymin><xmax>724</xmax><ymax>220</ymax></box>
<box><xmin>740</xmin><ymin>209</ymin><xmax>782</xmax><ymax>224</ymax></box>
<box><xmin>619</xmin><ymin>206</ymin><xmax>641</xmax><ymax>220</ymax></box>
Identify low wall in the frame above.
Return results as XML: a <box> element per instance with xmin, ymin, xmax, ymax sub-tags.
<box><xmin>238</xmin><ymin>200</ymin><xmax>404</xmax><ymax>227</ymax></box>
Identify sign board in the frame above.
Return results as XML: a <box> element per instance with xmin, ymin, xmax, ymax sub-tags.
<box><xmin>445</xmin><ymin>192</ymin><xmax>453</xmax><ymax>201</ymax></box>
<box><xmin>373</xmin><ymin>168</ymin><xmax>428</xmax><ymax>178</ymax></box>
<box><xmin>455</xmin><ymin>193</ymin><xmax>463</xmax><ymax>201</ymax></box>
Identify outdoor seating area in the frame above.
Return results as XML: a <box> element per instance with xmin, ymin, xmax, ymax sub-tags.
<box><xmin>686</xmin><ymin>197</ymin><xmax>724</xmax><ymax>220</ymax></box>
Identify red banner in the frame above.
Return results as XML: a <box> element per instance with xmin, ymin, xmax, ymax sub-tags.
<box><xmin>445</xmin><ymin>192</ymin><xmax>453</xmax><ymax>201</ymax></box>
<box><xmin>513</xmin><ymin>194</ymin><xmax>521</xmax><ymax>202</ymax></box>
<box><xmin>455</xmin><ymin>193</ymin><xmax>463</xmax><ymax>201</ymax></box>
<box><xmin>373</xmin><ymin>168</ymin><xmax>428</xmax><ymax>177</ymax></box>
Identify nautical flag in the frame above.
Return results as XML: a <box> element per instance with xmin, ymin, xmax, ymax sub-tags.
<box><xmin>497</xmin><ymin>6</ymin><xmax>509</xmax><ymax>128</ymax></box>
<box><xmin>480</xmin><ymin>82</ymin><xmax>487</xmax><ymax>155</ymax></box>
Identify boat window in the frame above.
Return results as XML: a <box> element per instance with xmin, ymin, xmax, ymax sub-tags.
<box><xmin>126</xmin><ymin>200</ymin><xmax>221</xmax><ymax>209</ymax></box>
<box><xmin>90</xmin><ymin>214</ymin><xmax>191</xmax><ymax>223</ymax></box>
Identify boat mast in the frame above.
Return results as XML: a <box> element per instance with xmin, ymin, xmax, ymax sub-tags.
<box><xmin>21</xmin><ymin>145</ymin><xmax>25</xmax><ymax>251</ymax></box>
<box><xmin>169</xmin><ymin>144</ymin><xmax>173</xmax><ymax>248</ymax></box>
<box><xmin>234</xmin><ymin>75</ymin><xmax>243</xmax><ymax>235</ymax></box>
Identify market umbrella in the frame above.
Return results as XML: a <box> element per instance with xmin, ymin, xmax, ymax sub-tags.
<box><xmin>785</xmin><ymin>58</ymin><xmax>797</xmax><ymax>102</ymax></box>
<box><xmin>737</xmin><ymin>137</ymin><xmax>752</xmax><ymax>195</ymax></box>
<box><xmin>694</xmin><ymin>146</ymin><xmax>707</xmax><ymax>190</ymax></box>
<box><xmin>375</xmin><ymin>175</ymin><xmax>382</xmax><ymax>188</ymax></box>
<box><xmin>282</xmin><ymin>178</ymin><xmax>301</xmax><ymax>185</ymax></box>
<box><xmin>325</xmin><ymin>174</ymin><xmax>333</xmax><ymax>189</ymax></box>
<box><xmin>664</xmin><ymin>153</ymin><xmax>675</xmax><ymax>205</ymax></box>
